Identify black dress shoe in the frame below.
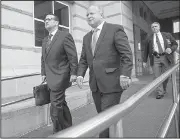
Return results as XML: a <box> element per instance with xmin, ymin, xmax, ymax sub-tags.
<box><xmin>163</xmin><ymin>91</ymin><xmax>167</xmax><ymax>95</ymax></box>
<box><xmin>156</xmin><ymin>94</ymin><xmax>164</xmax><ymax>99</ymax></box>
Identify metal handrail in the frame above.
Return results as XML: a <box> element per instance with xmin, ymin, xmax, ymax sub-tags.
<box><xmin>1</xmin><ymin>96</ymin><xmax>34</xmax><ymax>107</ymax></box>
<box><xmin>1</xmin><ymin>72</ymin><xmax>41</xmax><ymax>107</ymax></box>
<box><xmin>1</xmin><ymin>72</ymin><xmax>41</xmax><ymax>81</ymax></box>
<box><xmin>49</xmin><ymin>63</ymin><xmax>179</xmax><ymax>138</ymax></box>
<box><xmin>156</xmin><ymin>99</ymin><xmax>179</xmax><ymax>138</ymax></box>
<box><xmin>1</xmin><ymin>80</ymin><xmax>89</xmax><ymax>107</ymax></box>
<box><xmin>156</xmin><ymin>69</ymin><xmax>180</xmax><ymax>138</ymax></box>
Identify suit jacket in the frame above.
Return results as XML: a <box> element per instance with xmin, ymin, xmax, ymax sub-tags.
<box><xmin>143</xmin><ymin>32</ymin><xmax>178</xmax><ymax>66</ymax></box>
<box><xmin>78</xmin><ymin>22</ymin><xmax>133</xmax><ymax>93</ymax></box>
<box><xmin>41</xmin><ymin>30</ymin><xmax>78</xmax><ymax>91</ymax></box>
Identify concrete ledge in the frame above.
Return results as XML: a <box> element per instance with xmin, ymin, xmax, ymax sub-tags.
<box><xmin>1</xmin><ymin>87</ymin><xmax>91</xmax><ymax>137</ymax></box>
<box><xmin>131</xmin><ymin>77</ymin><xmax>139</xmax><ymax>82</ymax></box>
<box><xmin>1</xmin><ymin>102</ymin><xmax>48</xmax><ymax>137</ymax></box>
<box><xmin>1</xmin><ymin>78</ymin><xmax>142</xmax><ymax>137</ymax></box>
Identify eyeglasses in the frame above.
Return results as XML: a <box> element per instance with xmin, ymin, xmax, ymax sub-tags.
<box><xmin>44</xmin><ymin>18</ymin><xmax>55</xmax><ymax>22</ymax></box>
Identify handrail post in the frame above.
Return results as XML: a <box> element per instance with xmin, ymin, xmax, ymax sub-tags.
<box><xmin>109</xmin><ymin>119</ymin><xmax>123</xmax><ymax>137</ymax></box>
<box><xmin>47</xmin><ymin>103</ymin><xmax>51</xmax><ymax>126</ymax></box>
<box><xmin>171</xmin><ymin>70</ymin><xmax>179</xmax><ymax>137</ymax></box>
<box><xmin>174</xmin><ymin>110</ymin><xmax>179</xmax><ymax>138</ymax></box>
<box><xmin>171</xmin><ymin>71</ymin><xmax>178</xmax><ymax>103</ymax></box>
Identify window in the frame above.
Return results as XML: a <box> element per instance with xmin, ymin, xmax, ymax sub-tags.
<box><xmin>176</xmin><ymin>40</ymin><xmax>179</xmax><ymax>47</ymax></box>
<box><xmin>34</xmin><ymin>1</ymin><xmax>70</xmax><ymax>47</ymax></box>
<box><xmin>173</xmin><ymin>19</ymin><xmax>179</xmax><ymax>33</ymax></box>
<box><xmin>150</xmin><ymin>14</ymin><xmax>154</xmax><ymax>22</ymax></box>
<box><xmin>144</xmin><ymin>12</ymin><xmax>147</xmax><ymax>21</ymax></box>
<box><xmin>139</xmin><ymin>7</ymin><xmax>143</xmax><ymax>18</ymax></box>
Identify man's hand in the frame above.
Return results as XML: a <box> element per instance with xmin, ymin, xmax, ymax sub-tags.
<box><xmin>76</xmin><ymin>76</ymin><xmax>84</xmax><ymax>89</ymax></box>
<box><xmin>120</xmin><ymin>76</ymin><xmax>131</xmax><ymax>90</ymax></box>
<box><xmin>70</xmin><ymin>75</ymin><xmax>77</xmax><ymax>82</ymax></box>
<box><xmin>143</xmin><ymin>62</ymin><xmax>147</xmax><ymax>68</ymax></box>
<box><xmin>42</xmin><ymin>75</ymin><xmax>46</xmax><ymax>83</ymax></box>
<box><xmin>165</xmin><ymin>48</ymin><xmax>172</xmax><ymax>54</ymax></box>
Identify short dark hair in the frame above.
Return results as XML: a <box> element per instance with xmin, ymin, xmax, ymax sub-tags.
<box><xmin>151</xmin><ymin>22</ymin><xmax>160</xmax><ymax>27</ymax></box>
<box><xmin>45</xmin><ymin>13</ymin><xmax>59</xmax><ymax>22</ymax></box>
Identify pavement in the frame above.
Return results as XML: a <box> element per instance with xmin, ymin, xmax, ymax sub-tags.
<box><xmin>22</xmin><ymin>74</ymin><xmax>179</xmax><ymax>138</ymax></box>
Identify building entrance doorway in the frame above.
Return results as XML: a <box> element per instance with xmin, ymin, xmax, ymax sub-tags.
<box><xmin>140</xmin><ymin>29</ymin><xmax>152</xmax><ymax>75</ymax></box>
<box><xmin>133</xmin><ymin>23</ymin><xmax>152</xmax><ymax>77</ymax></box>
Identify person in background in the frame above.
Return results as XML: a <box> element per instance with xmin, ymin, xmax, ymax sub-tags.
<box><xmin>76</xmin><ymin>5</ymin><xmax>133</xmax><ymax>138</ymax></box>
<box><xmin>143</xmin><ymin>22</ymin><xmax>178</xmax><ymax>99</ymax></box>
<box><xmin>41</xmin><ymin>14</ymin><xmax>78</xmax><ymax>133</ymax></box>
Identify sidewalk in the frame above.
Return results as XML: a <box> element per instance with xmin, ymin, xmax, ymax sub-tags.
<box><xmin>22</xmin><ymin>74</ymin><xmax>177</xmax><ymax>138</ymax></box>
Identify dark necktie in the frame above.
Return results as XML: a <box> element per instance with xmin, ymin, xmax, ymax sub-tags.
<box><xmin>156</xmin><ymin>34</ymin><xmax>163</xmax><ymax>53</ymax></box>
<box><xmin>46</xmin><ymin>34</ymin><xmax>53</xmax><ymax>52</ymax></box>
<box><xmin>91</xmin><ymin>28</ymin><xmax>99</xmax><ymax>55</ymax></box>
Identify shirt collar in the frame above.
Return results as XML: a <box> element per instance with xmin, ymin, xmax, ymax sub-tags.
<box><xmin>155</xmin><ymin>31</ymin><xmax>161</xmax><ymax>36</ymax></box>
<box><xmin>92</xmin><ymin>21</ymin><xmax>105</xmax><ymax>32</ymax></box>
<box><xmin>50</xmin><ymin>29</ymin><xmax>58</xmax><ymax>36</ymax></box>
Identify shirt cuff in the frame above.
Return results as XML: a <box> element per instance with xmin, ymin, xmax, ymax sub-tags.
<box><xmin>77</xmin><ymin>76</ymin><xmax>83</xmax><ymax>79</ymax></box>
<box><xmin>120</xmin><ymin>75</ymin><xmax>130</xmax><ymax>78</ymax></box>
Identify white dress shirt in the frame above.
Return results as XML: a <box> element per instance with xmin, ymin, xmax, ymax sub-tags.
<box><xmin>153</xmin><ymin>32</ymin><xmax>165</xmax><ymax>53</ymax></box>
<box><xmin>91</xmin><ymin>21</ymin><xmax>105</xmax><ymax>42</ymax></box>
<box><xmin>49</xmin><ymin>28</ymin><xmax>58</xmax><ymax>41</ymax></box>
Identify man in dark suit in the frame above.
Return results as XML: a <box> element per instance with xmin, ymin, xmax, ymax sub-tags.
<box><xmin>76</xmin><ymin>5</ymin><xmax>133</xmax><ymax>138</ymax></box>
<box><xmin>41</xmin><ymin>14</ymin><xmax>78</xmax><ymax>133</ymax></box>
<box><xmin>143</xmin><ymin>22</ymin><xmax>178</xmax><ymax>99</ymax></box>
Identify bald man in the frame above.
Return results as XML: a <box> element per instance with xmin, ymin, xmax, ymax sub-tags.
<box><xmin>77</xmin><ymin>5</ymin><xmax>133</xmax><ymax>138</ymax></box>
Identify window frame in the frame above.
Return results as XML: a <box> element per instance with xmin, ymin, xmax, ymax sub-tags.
<box><xmin>33</xmin><ymin>1</ymin><xmax>71</xmax><ymax>47</ymax></box>
<box><xmin>143</xmin><ymin>11</ymin><xmax>147</xmax><ymax>21</ymax></box>
<box><xmin>173</xmin><ymin>18</ymin><xmax>179</xmax><ymax>33</ymax></box>
<box><xmin>139</xmin><ymin>6</ymin><xmax>143</xmax><ymax>18</ymax></box>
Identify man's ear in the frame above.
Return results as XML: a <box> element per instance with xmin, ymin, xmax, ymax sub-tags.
<box><xmin>56</xmin><ymin>21</ymin><xmax>59</xmax><ymax>26</ymax></box>
<box><xmin>100</xmin><ymin>12</ymin><xmax>104</xmax><ymax>18</ymax></box>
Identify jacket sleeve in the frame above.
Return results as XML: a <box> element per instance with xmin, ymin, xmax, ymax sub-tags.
<box><xmin>168</xmin><ymin>33</ymin><xmax>178</xmax><ymax>52</ymax></box>
<box><xmin>63</xmin><ymin>33</ymin><xmax>78</xmax><ymax>76</ymax></box>
<box><xmin>41</xmin><ymin>39</ymin><xmax>46</xmax><ymax>76</ymax></box>
<box><xmin>114</xmin><ymin>26</ymin><xmax>133</xmax><ymax>78</ymax></box>
<box><xmin>143</xmin><ymin>36</ymin><xmax>150</xmax><ymax>63</ymax></box>
<box><xmin>77</xmin><ymin>38</ymin><xmax>88</xmax><ymax>77</ymax></box>
<box><xmin>41</xmin><ymin>55</ymin><xmax>46</xmax><ymax>76</ymax></box>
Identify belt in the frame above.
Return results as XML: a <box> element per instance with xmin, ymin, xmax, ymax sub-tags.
<box><xmin>153</xmin><ymin>52</ymin><xmax>165</xmax><ymax>58</ymax></box>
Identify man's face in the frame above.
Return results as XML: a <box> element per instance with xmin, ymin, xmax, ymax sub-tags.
<box><xmin>86</xmin><ymin>6</ymin><xmax>102</xmax><ymax>28</ymax></box>
<box><xmin>44</xmin><ymin>15</ymin><xmax>58</xmax><ymax>30</ymax></box>
<box><xmin>151</xmin><ymin>23</ymin><xmax>160</xmax><ymax>33</ymax></box>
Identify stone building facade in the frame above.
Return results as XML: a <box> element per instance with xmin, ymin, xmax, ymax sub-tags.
<box><xmin>1</xmin><ymin>1</ymin><xmax>179</xmax><ymax>98</ymax></box>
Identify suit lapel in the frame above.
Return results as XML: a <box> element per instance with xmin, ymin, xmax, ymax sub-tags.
<box><xmin>148</xmin><ymin>34</ymin><xmax>154</xmax><ymax>52</ymax></box>
<box><xmin>161</xmin><ymin>32</ymin><xmax>168</xmax><ymax>49</ymax></box>
<box><xmin>87</xmin><ymin>31</ymin><xmax>93</xmax><ymax>57</ymax></box>
<box><xmin>42</xmin><ymin>37</ymin><xmax>48</xmax><ymax>61</ymax></box>
<box><xmin>150</xmin><ymin>34</ymin><xmax>154</xmax><ymax>47</ymax></box>
<box><xmin>93</xmin><ymin>22</ymin><xmax>107</xmax><ymax>57</ymax></box>
<box><xmin>45</xmin><ymin>30</ymin><xmax>60</xmax><ymax>59</ymax></box>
